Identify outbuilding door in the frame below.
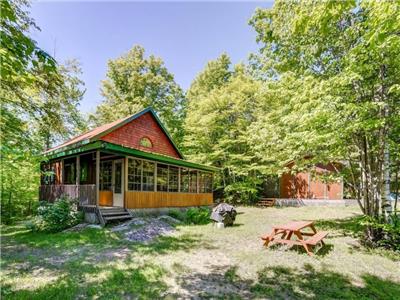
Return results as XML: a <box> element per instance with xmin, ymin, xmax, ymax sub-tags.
<box><xmin>112</xmin><ymin>159</ymin><xmax>124</xmax><ymax>207</ymax></box>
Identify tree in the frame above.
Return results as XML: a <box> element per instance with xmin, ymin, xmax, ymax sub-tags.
<box><xmin>92</xmin><ymin>45</ymin><xmax>185</xmax><ymax>145</ymax></box>
<box><xmin>0</xmin><ymin>0</ymin><xmax>87</xmax><ymax>223</ymax></box>
<box><xmin>31</xmin><ymin>59</ymin><xmax>87</xmax><ymax>150</ymax></box>
<box><xmin>249</xmin><ymin>0</ymin><xmax>400</xmax><ymax>243</ymax></box>
<box><xmin>187</xmin><ymin>53</ymin><xmax>232</xmax><ymax>101</ymax></box>
<box><xmin>185</xmin><ymin>55</ymin><xmax>261</xmax><ymax>203</ymax></box>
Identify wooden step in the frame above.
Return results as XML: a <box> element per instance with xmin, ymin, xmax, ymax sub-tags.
<box><xmin>97</xmin><ymin>207</ymin><xmax>133</xmax><ymax>225</ymax></box>
<box><xmin>100</xmin><ymin>208</ymin><xmax>126</xmax><ymax>212</ymax></box>
<box><xmin>103</xmin><ymin>215</ymin><xmax>132</xmax><ymax>221</ymax></box>
<box><xmin>256</xmin><ymin>198</ymin><xmax>276</xmax><ymax>207</ymax></box>
<box><xmin>101</xmin><ymin>211</ymin><xmax>130</xmax><ymax>216</ymax></box>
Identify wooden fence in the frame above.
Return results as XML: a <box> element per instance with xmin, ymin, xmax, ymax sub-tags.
<box><xmin>39</xmin><ymin>184</ymin><xmax>96</xmax><ymax>206</ymax></box>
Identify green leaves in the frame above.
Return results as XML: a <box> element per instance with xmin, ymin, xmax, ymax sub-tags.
<box><xmin>1</xmin><ymin>1</ymin><xmax>87</xmax><ymax>223</ymax></box>
<box><xmin>92</xmin><ymin>45</ymin><xmax>185</xmax><ymax>146</ymax></box>
<box><xmin>184</xmin><ymin>55</ymin><xmax>262</xmax><ymax>203</ymax></box>
<box><xmin>249</xmin><ymin>0</ymin><xmax>400</xmax><ymax>226</ymax></box>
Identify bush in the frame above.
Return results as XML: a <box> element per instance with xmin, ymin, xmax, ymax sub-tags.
<box><xmin>28</xmin><ymin>195</ymin><xmax>83</xmax><ymax>232</ymax></box>
<box><xmin>361</xmin><ymin>215</ymin><xmax>400</xmax><ymax>251</ymax></box>
<box><xmin>224</xmin><ymin>179</ymin><xmax>261</xmax><ymax>205</ymax></box>
<box><xmin>168</xmin><ymin>207</ymin><xmax>211</xmax><ymax>225</ymax></box>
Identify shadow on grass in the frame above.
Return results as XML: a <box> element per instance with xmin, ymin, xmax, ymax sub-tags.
<box><xmin>172</xmin><ymin>263</ymin><xmax>400</xmax><ymax>299</ymax></box>
<box><xmin>315</xmin><ymin>215</ymin><xmax>364</xmax><ymax>237</ymax></box>
<box><xmin>1</xmin><ymin>224</ymin><xmax>122</xmax><ymax>249</ymax></box>
<box><xmin>268</xmin><ymin>241</ymin><xmax>334</xmax><ymax>257</ymax></box>
<box><xmin>135</xmin><ymin>233</ymin><xmax>215</xmax><ymax>255</ymax></box>
<box><xmin>251</xmin><ymin>264</ymin><xmax>400</xmax><ymax>300</ymax></box>
<box><xmin>1</xmin><ymin>263</ymin><xmax>168</xmax><ymax>300</ymax></box>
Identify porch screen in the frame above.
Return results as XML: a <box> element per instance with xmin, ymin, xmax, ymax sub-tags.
<box><xmin>157</xmin><ymin>164</ymin><xmax>168</xmax><ymax>192</ymax></box>
<box><xmin>142</xmin><ymin>161</ymin><xmax>155</xmax><ymax>191</ymax></box>
<box><xmin>199</xmin><ymin>172</ymin><xmax>213</xmax><ymax>193</ymax></box>
<box><xmin>189</xmin><ymin>170</ymin><xmax>198</xmax><ymax>193</ymax></box>
<box><xmin>168</xmin><ymin>166</ymin><xmax>179</xmax><ymax>192</ymax></box>
<box><xmin>180</xmin><ymin>168</ymin><xmax>189</xmax><ymax>192</ymax></box>
<box><xmin>128</xmin><ymin>158</ymin><xmax>142</xmax><ymax>191</ymax></box>
<box><xmin>100</xmin><ymin>161</ymin><xmax>112</xmax><ymax>191</ymax></box>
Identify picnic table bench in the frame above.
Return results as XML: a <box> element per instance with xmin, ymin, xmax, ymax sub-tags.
<box><xmin>256</xmin><ymin>198</ymin><xmax>276</xmax><ymax>207</ymax></box>
<box><xmin>261</xmin><ymin>221</ymin><xmax>328</xmax><ymax>256</ymax></box>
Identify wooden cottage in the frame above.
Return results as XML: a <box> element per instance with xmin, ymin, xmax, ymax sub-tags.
<box><xmin>280</xmin><ymin>162</ymin><xmax>343</xmax><ymax>200</ymax></box>
<box><xmin>40</xmin><ymin>108</ymin><xmax>217</xmax><ymax>219</ymax></box>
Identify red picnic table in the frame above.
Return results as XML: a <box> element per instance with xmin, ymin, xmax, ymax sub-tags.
<box><xmin>261</xmin><ymin>221</ymin><xmax>328</xmax><ymax>256</ymax></box>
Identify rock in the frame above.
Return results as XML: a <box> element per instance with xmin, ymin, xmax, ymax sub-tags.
<box><xmin>157</xmin><ymin>215</ymin><xmax>181</xmax><ymax>224</ymax></box>
<box><xmin>123</xmin><ymin>218</ymin><xmax>175</xmax><ymax>242</ymax></box>
<box><xmin>130</xmin><ymin>218</ymin><xmax>147</xmax><ymax>226</ymax></box>
<box><xmin>63</xmin><ymin>223</ymin><xmax>88</xmax><ymax>232</ymax></box>
<box><xmin>87</xmin><ymin>224</ymin><xmax>102</xmax><ymax>229</ymax></box>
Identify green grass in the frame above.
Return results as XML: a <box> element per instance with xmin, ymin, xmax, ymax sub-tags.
<box><xmin>1</xmin><ymin>206</ymin><xmax>400</xmax><ymax>299</ymax></box>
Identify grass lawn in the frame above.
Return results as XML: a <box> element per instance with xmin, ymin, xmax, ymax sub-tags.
<box><xmin>1</xmin><ymin>206</ymin><xmax>399</xmax><ymax>299</ymax></box>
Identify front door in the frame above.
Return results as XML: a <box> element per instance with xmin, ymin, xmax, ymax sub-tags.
<box><xmin>112</xmin><ymin>159</ymin><xmax>124</xmax><ymax>207</ymax></box>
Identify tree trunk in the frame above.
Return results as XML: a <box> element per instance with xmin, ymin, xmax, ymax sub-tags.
<box><xmin>382</xmin><ymin>143</ymin><xmax>392</xmax><ymax>221</ymax></box>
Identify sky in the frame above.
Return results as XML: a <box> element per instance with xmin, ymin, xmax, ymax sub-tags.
<box><xmin>31</xmin><ymin>1</ymin><xmax>272</xmax><ymax>114</ymax></box>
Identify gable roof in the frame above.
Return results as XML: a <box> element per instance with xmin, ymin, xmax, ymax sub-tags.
<box><xmin>44</xmin><ymin>107</ymin><xmax>184</xmax><ymax>158</ymax></box>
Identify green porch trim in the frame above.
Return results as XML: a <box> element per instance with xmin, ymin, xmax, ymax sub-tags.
<box><xmin>43</xmin><ymin>141</ymin><xmax>103</xmax><ymax>161</ymax></box>
<box><xmin>43</xmin><ymin>141</ymin><xmax>218</xmax><ymax>172</ymax></box>
<box><xmin>103</xmin><ymin>142</ymin><xmax>218</xmax><ymax>172</ymax></box>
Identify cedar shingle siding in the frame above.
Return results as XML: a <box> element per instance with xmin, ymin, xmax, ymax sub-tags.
<box><xmin>100</xmin><ymin>112</ymin><xmax>181</xmax><ymax>159</ymax></box>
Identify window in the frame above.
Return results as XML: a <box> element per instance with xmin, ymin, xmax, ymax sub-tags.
<box><xmin>180</xmin><ymin>168</ymin><xmax>189</xmax><ymax>192</ymax></box>
<box><xmin>199</xmin><ymin>172</ymin><xmax>212</xmax><ymax>193</ymax></box>
<box><xmin>126</xmin><ymin>157</ymin><xmax>212</xmax><ymax>194</ymax></box>
<box><xmin>142</xmin><ymin>161</ymin><xmax>155</xmax><ymax>191</ymax></box>
<box><xmin>201</xmin><ymin>172</ymin><xmax>213</xmax><ymax>193</ymax></box>
<box><xmin>168</xmin><ymin>166</ymin><xmax>179</xmax><ymax>192</ymax></box>
<box><xmin>100</xmin><ymin>161</ymin><xmax>112</xmax><ymax>191</ymax></box>
<box><xmin>80</xmin><ymin>161</ymin><xmax>88</xmax><ymax>183</ymax></box>
<box><xmin>128</xmin><ymin>158</ymin><xmax>142</xmax><ymax>191</ymax></box>
<box><xmin>41</xmin><ymin>163</ymin><xmax>56</xmax><ymax>185</ymax></box>
<box><xmin>157</xmin><ymin>164</ymin><xmax>168</xmax><ymax>191</ymax></box>
<box><xmin>140</xmin><ymin>137</ymin><xmax>152</xmax><ymax>148</ymax></box>
<box><xmin>64</xmin><ymin>162</ymin><xmax>76</xmax><ymax>184</ymax></box>
<box><xmin>189</xmin><ymin>170</ymin><xmax>198</xmax><ymax>193</ymax></box>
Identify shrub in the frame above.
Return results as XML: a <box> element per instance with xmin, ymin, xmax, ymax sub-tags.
<box><xmin>185</xmin><ymin>207</ymin><xmax>211</xmax><ymax>225</ymax></box>
<box><xmin>361</xmin><ymin>215</ymin><xmax>400</xmax><ymax>251</ymax></box>
<box><xmin>168</xmin><ymin>209</ymin><xmax>186</xmax><ymax>221</ymax></box>
<box><xmin>168</xmin><ymin>207</ymin><xmax>211</xmax><ymax>225</ymax></box>
<box><xmin>29</xmin><ymin>195</ymin><xmax>83</xmax><ymax>232</ymax></box>
<box><xmin>224</xmin><ymin>178</ymin><xmax>261</xmax><ymax>205</ymax></box>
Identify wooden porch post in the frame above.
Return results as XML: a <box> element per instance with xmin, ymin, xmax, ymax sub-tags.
<box><xmin>76</xmin><ymin>155</ymin><xmax>80</xmax><ymax>185</ymax></box>
<box><xmin>154</xmin><ymin>163</ymin><xmax>157</xmax><ymax>192</ymax></box>
<box><xmin>125</xmin><ymin>156</ymin><xmax>128</xmax><ymax>208</ymax></box>
<box><xmin>197</xmin><ymin>171</ymin><xmax>200</xmax><ymax>194</ymax></box>
<box><xmin>96</xmin><ymin>150</ymin><xmax>100</xmax><ymax>206</ymax></box>
<box><xmin>178</xmin><ymin>168</ymin><xmax>181</xmax><ymax>193</ymax></box>
<box><xmin>60</xmin><ymin>159</ymin><xmax>64</xmax><ymax>184</ymax></box>
<box><xmin>76</xmin><ymin>155</ymin><xmax>80</xmax><ymax>201</ymax></box>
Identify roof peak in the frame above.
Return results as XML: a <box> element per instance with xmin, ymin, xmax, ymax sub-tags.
<box><xmin>44</xmin><ymin>107</ymin><xmax>183</xmax><ymax>159</ymax></box>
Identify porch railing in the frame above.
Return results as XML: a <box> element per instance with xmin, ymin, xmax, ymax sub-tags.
<box><xmin>39</xmin><ymin>184</ymin><xmax>96</xmax><ymax>206</ymax></box>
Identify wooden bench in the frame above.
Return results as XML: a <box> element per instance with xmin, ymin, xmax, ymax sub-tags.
<box><xmin>256</xmin><ymin>198</ymin><xmax>275</xmax><ymax>207</ymax></box>
<box><xmin>304</xmin><ymin>231</ymin><xmax>328</xmax><ymax>246</ymax></box>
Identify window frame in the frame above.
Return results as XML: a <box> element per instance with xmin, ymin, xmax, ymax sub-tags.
<box><xmin>126</xmin><ymin>156</ymin><xmax>213</xmax><ymax>194</ymax></box>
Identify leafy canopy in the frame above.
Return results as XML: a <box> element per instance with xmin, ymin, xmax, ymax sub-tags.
<box><xmin>92</xmin><ymin>45</ymin><xmax>185</xmax><ymax>145</ymax></box>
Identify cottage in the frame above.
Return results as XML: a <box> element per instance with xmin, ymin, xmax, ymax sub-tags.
<box><xmin>280</xmin><ymin>162</ymin><xmax>343</xmax><ymax>200</ymax></box>
<box><xmin>40</xmin><ymin>107</ymin><xmax>217</xmax><ymax>222</ymax></box>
